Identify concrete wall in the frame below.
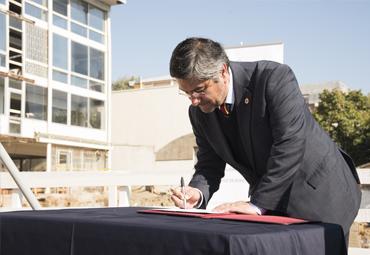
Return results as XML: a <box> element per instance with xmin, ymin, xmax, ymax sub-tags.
<box><xmin>111</xmin><ymin>86</ymin><xmax>193</xmax><ymax>171</ymax></box>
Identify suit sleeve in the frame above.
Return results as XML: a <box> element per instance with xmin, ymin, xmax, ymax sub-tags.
<box><xmin>188</xmin><ymin>107</ymin><xmax>226</xmax><ymax>208</ymax></box>
<box><xmin>250</xmin><ymin>64</ymin><xmax>306</xmax><ymax>212</ymax></box>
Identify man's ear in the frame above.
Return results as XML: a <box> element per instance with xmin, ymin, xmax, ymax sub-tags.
<box><xmin>220</xmin><ymin>63</ymin><xmax>229</xmax><ymax>84</ymax></box>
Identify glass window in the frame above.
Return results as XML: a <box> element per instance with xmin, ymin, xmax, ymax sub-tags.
<box><xmin>53</xmin><ymin>15</ymin><xmax>68</xmax><ymax>30</ymax></box>
<box><xmin>90</xmin><ymin>48</ymin><xmax>104</xmax><ymax>80</ymax></box>
<box><xmin>71</xmin><ymin>95</ymin><xmax>87</xmax><ymax>127</ymax></box>
<box><xmin>10</xmin><ymin>92</ymin><xmax>21</xmax><ymax>117</ymax></box>
<box><xmin>0</xmin><ymin>0</ymin><xmax>5</xmax><ymax>5</ymax></box>
<box><xmin>71</xmin><ymin>0</ymin><xmax>87</xmax><ymax>25</ymax></box>
<box><xmin>0</xmin><ymin>12</ymin><xmax>6</xmax><ymax>51</ymax></box>
<box><xmin>0</xmin><ymin>75</ymin><xmax>4</xmax><ymax>114</ymax></box>
<box><xmin>9</xmin><ymin>79</ymin><xmax>22</xmax><ymax>90</ymax></box>
<box><xmin>53</xmin><ymin>34</ymin><xmax>68</xmax><ymax>70</ymax></box>
<box><xmin>26</xmin><ymin>83</ymin><xmax>48</xmax><ymax>120</ymax></box>
<box><xmin>53</xmin><ymin>0</ymin><xmax>68</xmax><ymax>16</ymax></box>
<box><xmin>9</xmin><ymin>16</ymin><xmax>22</xmax><ymax>30</ymax></box>
<box><xmin>71</xmin><ymin>41</ymin><xmax>88</xmax><ymax>75</ymax></box>
<box><xmin>22</xmin><ymin>158</ymin><xmax>46</xmax><ymax>172</ymax></box>
<box><xmin>89</xmin><ymin>80</ymin><xmax>104</xmax><ymax>93</ymax></box>
<box><xmin>25</xmin><ymin>3</ymin><xmax>48</xmax><ymax>22</ymax></box>
<box><xmin>89</xmin><ymin>30</ymin><xmax>103</xmax><ymax>44</ymax></box>
<box><xmin>52</xmin><ymin>89</ymin><xmax>67</xmax><ymax>124</ymax></box>
<box><xmin>89</xmin><ymin>6</ymin><xmax>104</xmax><ymax>31</ymax></box>
<box><xmin>53</xmin><ymin>70</ymin><xmax>68</xmax><ymax>83</ymax></box>
<box><xmin>9</xmin><ymin>29</ymin><xmax>22</xmax><ymax>50</ymax></box>
<box><xmin>29</xmin><ymin>0</ymin><xmax>48</xmax><ymax>7</ymax></box>
<box><xmin>9</xmin><ymin>119</ymin><xmax>21</xmax><ymax>134</ymax></box>
<box><xmin>89</xmin><ymin>99</ymin><xmax>104</xmax><ymax>129</ymax></box>
<box><xmin>71</xmin><ymin>75</ymin><xmax>87</xmax><ymax>89</ymax></box>
<box><xmin>0</xmin><ymin>55</ymin><xmax>4</xmax><ymax>67</ymax></box>
<box><xmin>71</xmin><ymin>22</ymin><xmax>87</xmax><ymax>37</ymax></box>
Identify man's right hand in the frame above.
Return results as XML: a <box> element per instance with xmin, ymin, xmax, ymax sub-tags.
<box><xmin>171</xmin><ymin>186</ymin><xmax>201</xmax><ymax>209</ymax></box>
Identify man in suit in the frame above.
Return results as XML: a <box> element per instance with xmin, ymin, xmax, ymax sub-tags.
<box><xmin>170</xmin><ymin>37</ymin><xmax>361</xmax><ymax>245</ymax></box>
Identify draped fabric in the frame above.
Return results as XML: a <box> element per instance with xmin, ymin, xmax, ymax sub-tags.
<box><xmin>1</xmin><ymin>207</ymin><xmax>346</xmax><ymax>255</ymax></box>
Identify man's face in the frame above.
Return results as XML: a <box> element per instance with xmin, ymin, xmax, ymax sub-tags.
<box><xmin>177</xmin><ymin>64</ymin><xmax>229</xmax><ymax>113</ymax></box>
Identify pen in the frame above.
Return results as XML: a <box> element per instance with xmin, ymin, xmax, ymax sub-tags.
<box><xmin>181</xmin><ymin>177</ymin><xmax>186</xmax><ymax>209</ymax></box>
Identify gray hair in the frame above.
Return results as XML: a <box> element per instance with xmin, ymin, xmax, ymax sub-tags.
<box><xmin>169</xmin><ymin>37</ymin><xmax>230</xmax><ymax>83</ymax></box>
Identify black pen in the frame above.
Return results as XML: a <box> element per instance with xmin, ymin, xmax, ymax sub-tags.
<box><xmin>181</xmin><ymin>177</ymin><xmax>186</xmax><ymax>209</ymax></box>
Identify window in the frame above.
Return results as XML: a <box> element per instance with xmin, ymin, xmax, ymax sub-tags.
<box><xmin>89</xmin><ymin>80</ymin><xmax>104</xmax><ymax>93</ymax></box>
<box><xmin>53</xmin><ymin>0</ymin><xmax>68</xmax><ymax>16</ymax></box>
<box><xmin>53</xmin><ymin>15</ymin><xmax>68</xmax><ymax>30</ymax></box>
<box><xmin>21</xmin><ymin>158</ymin><xmax>46</xmax><ymax>172</ymax></box>
<box><xmin>0</xmin><ymin>75</ymin><xmax>4</xmax><ymax>114</ymax></box>
<box><xmin>25</xmin><ymin>3</ymin><xmax>48</xmax><ymax>22</ymax></box>
<box><xmin>53</xmin><ymin>34</ymin><xmax>68</xmax><ymax>70</ymax></box>
<box><xmin>71</xmin><ymin>41</ymin><xmax>88</xmax><ymax>75</ymax></box>
<box><xmin>71</xmin><ymin>0</ymin><xmax>88</xmax><ymax>25</ymax></box>
<box><xmin>29</xmin><ymin>0</ymin><xmax>48</xmax><ymax>7</ymax></box>
<box><xmin>89</xmin><ymin>99</ymin><xmax>104</xmax><ymax>130</ymax></box>
<box><xmin>9</xmin><ymin>119</ymin><xmax>21</xmax><ymax>134</ymax></box>
<box><xmin>9</xmin><ymin>79</ymin><xmax>22</xmax><ymax>90</ymax></box>
<box><xmin>89</xmin><ymin>30</ymin><xmax>103</xmax><ymax>44</ymax></box>
<box><xmin>0</xmin><ymin>0</ymin><xmax>5</xmax><ymax>5</ymax></box>
<box><xmin>71</xmin><ymin>22</ymin><xmax>87</xmax><ymax>37</ymax></box>
<box><xmin>71</xmin><ymin>75</ymin><xmax>87</xmax><ymax>89</ymax></box>
<box><xmin>90</xmin><ymin>48</ymin><xmax>104</xmax><ymax>80</ymax></box>
<box><xmin>0</xmin><ymin>55</ymin><xmax>4</xmax><ymax>67</ymax></box>
<box><xmin>53</xmin><ymin>70</ymin><xmax>68</xmax><ymax>83</ymax></box>
<box><xmin>9</xmin><ymin>16</ymin><xmax>22</xmax><ymax>31</ymax></box>
<box><xmin>9</xmin><ymin>29</ymin><xmax>22</xmax><ymax>51</ymax></box>
<box><xmin>9</xmin><ymin>92</ymin><xmax>21</xmax><ymax>118</ymax></box>
<box><xmin>52</xmin><ymin>89</ymin><xmax>67</xmax><ymax>124</ymax></box>
<box><xmin>26</xmin><ymin>83</ymin><xmax>48</xmax><ymax>120</ymax></box>
<box><xmin>71</xmin><ymin>95</ymin><xmax>87</xmax><ymax>127</ymax></box>
<box><xmin>1</xmin><ymin>13</ymin><xmax>7</xmax><ymax>53</ymax></box>
<box><xmin>89</xmin><ymin>5</ymin><xmax>104</xmax><ymax>31</ymax></box>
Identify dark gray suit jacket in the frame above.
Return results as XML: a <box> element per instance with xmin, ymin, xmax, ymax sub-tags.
<box><xmin>188</xmin><ymin>61</ymin><xmax>361</xmax><ymax>235</ymax></box>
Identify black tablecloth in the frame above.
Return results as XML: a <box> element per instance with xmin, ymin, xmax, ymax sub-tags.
<box><xmin>1</xmin><ymin>207</ymin><xmax>346</xmax><ymax>255</ymax></box>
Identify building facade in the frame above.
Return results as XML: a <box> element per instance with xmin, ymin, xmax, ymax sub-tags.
<box><xmin>0</xmin><ymin>0</ymin><xmax>121</xmax><ymax>193</ymax></box>
<box><xmin>299</xmin><ymin>81</ymin><xmax>351</xmax><ymax>111</ymax></box>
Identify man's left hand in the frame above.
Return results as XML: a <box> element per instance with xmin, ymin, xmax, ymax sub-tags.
<box><xmin>212</xmin><ymin>201</ymin><xmax>258</xmax><ymax>215</ymax></box>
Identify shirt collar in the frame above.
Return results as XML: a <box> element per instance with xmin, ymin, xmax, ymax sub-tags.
<box><xmin>224</xmin><ymin>67</ymin><xmax>234</xmax><ymax>105</ymax></box>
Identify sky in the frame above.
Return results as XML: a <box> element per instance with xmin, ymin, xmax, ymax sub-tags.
<box><xmin>110</xmin><ymin>0</ymin><xmax>370</xmax><ymax>95</ymax></box>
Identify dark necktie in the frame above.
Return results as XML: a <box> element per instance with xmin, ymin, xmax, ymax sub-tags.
<box><xmin>220</xmin><ymin>103</ymin><xmax>231</xmax><ymax>115</ymax></box>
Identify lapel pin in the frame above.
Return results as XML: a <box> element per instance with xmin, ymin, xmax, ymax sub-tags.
<box><xmin>245</xmin><ymin>98</ymin><xmax>249</xmax><ymax>104</ymax></box>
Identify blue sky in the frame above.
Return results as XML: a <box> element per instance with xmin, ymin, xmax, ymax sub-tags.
<box><xmin>110</xmin><ymin>0</ymin><xmax>370</xmax><ymax>95</ymax></box>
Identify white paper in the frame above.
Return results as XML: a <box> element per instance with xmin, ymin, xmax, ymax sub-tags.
<box><xmin>150</xmin><ymin>207</ymin><xmax>224</xmax><ymax>214</ymax></box>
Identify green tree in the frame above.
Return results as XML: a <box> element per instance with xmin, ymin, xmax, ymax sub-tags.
<box><xmin>112</xmin><ymin>75</ymin><xmax>136</xmax><ymax>91</ymax></box>
<box><xmin>312</xmin><ymin>89</ymin><xmax>370</xmax><ymax>166</ymax></box>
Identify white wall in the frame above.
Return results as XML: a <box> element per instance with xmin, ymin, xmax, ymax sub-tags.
<box><xmin>111</xmin><ymin>86</ymin><xmax>193</xmax><ymax>171</ymax></box>
<box><xmin>225</xmin><ymin>42</ymin><xmax>284</xmax><ymax>63</ymax></box>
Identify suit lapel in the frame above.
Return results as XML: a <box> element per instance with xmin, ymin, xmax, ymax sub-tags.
<box><xmin>231</xmin><ymin>62</ymin><xmax>256</xmax><ymax>171</ymax></box>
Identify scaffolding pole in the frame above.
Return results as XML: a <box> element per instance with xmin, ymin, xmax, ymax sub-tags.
<box><xmin>0</xmin><ymin>142</ymin><xmax>42</xmax><ymax>210</ymax></box>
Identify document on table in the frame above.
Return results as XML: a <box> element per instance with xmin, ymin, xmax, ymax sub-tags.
<box><xmin>149</xmin><ymin>207</ymin><xmax>225</xmax><ymax>214</ymax></box>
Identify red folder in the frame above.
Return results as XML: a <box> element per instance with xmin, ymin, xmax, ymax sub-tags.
<box><xmin>137</xmin><ymin>209</ymin><xmax>320</xmax><ymax>225</ymax></box>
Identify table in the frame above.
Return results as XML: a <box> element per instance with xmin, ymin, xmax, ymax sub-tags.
<box><xmin>1</xmin><ymin>207</ymin><xmax>347</xmax><ymax>255</ymax></box>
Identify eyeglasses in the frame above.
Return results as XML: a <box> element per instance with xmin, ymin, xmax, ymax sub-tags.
<box><xmin>178</xmin><ymin>82</ymin><xmax>209</xmax><ymax>98</ymax></box>
<box><xmin>179</xmin><ymin>89</ymin><xmax>206</xmax><ymax>98</ymax></box>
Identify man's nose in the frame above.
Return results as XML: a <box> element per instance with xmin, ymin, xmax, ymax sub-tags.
<box><xmin>190</xmin><ymin>96</ymin><xmax>201</xmax><ymax>106</ymax></box>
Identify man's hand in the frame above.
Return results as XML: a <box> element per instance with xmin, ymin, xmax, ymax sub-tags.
<box><xmin>212</xmin><ymin>201</ymin><xmax>258</xmax><ymax>215</ymax></box>
<box><xmin>171</xmin><ymin>186</ymin><xmax>201</xmax><ymax>209</ymax></box>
